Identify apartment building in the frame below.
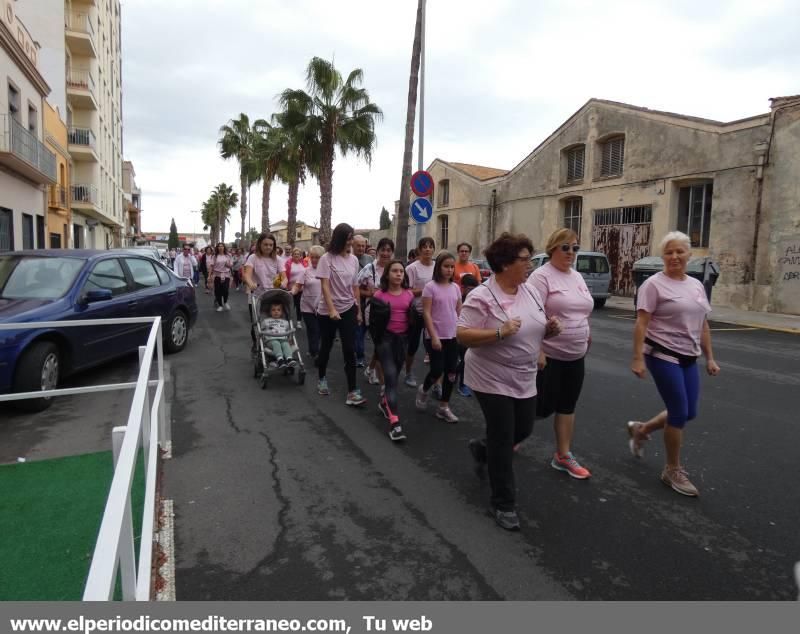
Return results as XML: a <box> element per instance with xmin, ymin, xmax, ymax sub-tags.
<box><xmin>122</xmin><ymin>159</ymin><xmax>141</xmax><ymax>245</ymax></box>
<box><xmin>0</xmin><ymin>1</ymin><xmax>56</xmax><ymax>250</ymax></box>
<box><xmin>412</xmin><ymin>96</ymin><xmax>800</xmax><ymax>315</ymax></box>
<box><xmin>43</xmin><ymin>99</ymin><xmax>71</xmax><ymax>247</ymax></box>
<box><xmin>16</xmin><ymin>0</ymin><xmax>125</xmax><ymax>249</ymax></box>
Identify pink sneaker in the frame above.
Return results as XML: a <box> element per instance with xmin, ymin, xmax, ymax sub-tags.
<box><xmin>551</xmin><ymin>452</ymin><xmax>591</xmax><ymax>479</ymax></box>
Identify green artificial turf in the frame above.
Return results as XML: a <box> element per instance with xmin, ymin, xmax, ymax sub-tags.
<box><xmin>0</xmin><ymin>450</ymin><xmax>146</xmax><ymax>600</ymax></box>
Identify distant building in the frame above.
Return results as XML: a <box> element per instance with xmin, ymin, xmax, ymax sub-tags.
<box><xmin>43</xmin><ymin>99</ymin><xmax>71</xmax><ymax>247</ymax></box>
<box><xmin>269</xmin><ymin>220</ymin><xmax>319</xmax><ymax>253</ymax></box>
<box><xmin>122</xmin><ymin>160</ymin><xmax>141</xmax><ymax>245</ymax></box>
<box><xmin>411</xmin><ymin>97</ymin><xmax>800</xmax><ymax>314</ymax></box>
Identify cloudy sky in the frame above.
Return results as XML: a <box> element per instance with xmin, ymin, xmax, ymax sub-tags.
<box><xmin>121</xmin><ymin>0</ymin><xmax>800</xmax><ymax>236</ymax></box>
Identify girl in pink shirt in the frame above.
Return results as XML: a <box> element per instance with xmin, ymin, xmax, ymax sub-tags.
<box><xmin>526</xmin><ymin>229</ymin><xmax>594</xmax><ymax>480</ymax></box>
<box><xmin>628</xmin><ymin>231</ymin><xmax>720</xmax><ymax>498</ymax></box>
<box><xmin>373</xmin><ymin>260</ymin><xmax>415</xmax><ymax>442</ymax></box>
<box><xmin>285</xmin><ymin>248</ymin><xmax>307</xmax><ymax>327</ymax></box>
<box><xmin>315</xmin><ymin>223</ymin><xmax>366</xmax><ymax>407</ymax></box>
<box><xmin>417</xmin><ymin>252</ymin><xmax>462</xmax><ymax>423</ymax></box>
<box><xmin>208</xmin><ymin>242</ymin><xmax>234</xmax><ymax>312</ymax></box>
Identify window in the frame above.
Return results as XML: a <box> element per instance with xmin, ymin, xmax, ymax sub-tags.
<box><xmin>438</xmin><ymin>179</ymin><xmax>450</xmax><ymax>207</ymax></box>
<box><xmin>565</xmin><ymin>146</ymin><xmax>585</xmax><ymax>183</ymax></box>
<box><xmin>22</xmin><ymin>214</ymin><xmax>34</xmax><ymax>249</ymax></box>
<box><xmin>84</xmin><ymin>258</ymin><xmax>128</xmax><ymax>296</ymax></box>
<box><xmin>8</xmin><ymin>83</ymin><xmax>20</xmax><ymax>120</ymax></box>
<box><xmin>0</xmin><ymin>208</ymin><xmax>13</xmax><ymax>251</ymax></box>
<box><xmin>576</xmin><ymin>255</ymin><xmax>609</xmax><ymax>274</ymax></box>
<box><xmin>28</xmin><ymin>104</ymin><xmax>37</xmax><ymax>135</ymax></box>
<box><xmin>677</xmin><ymin>183</ymin><xmax>713</xmax><ymax>247</ymax></box>
<box><xmin>594</xmin><ymin>205</ymin><xmax>652</xmax><ymax>226</ymax></box>
<box><xmin>564</xmin><ymin>198</ymin><xmax>582</xmax><ymax>239</ymax></box>
<box><xmin>125</xmin><ymin>258</ymin><xmax>161</xmax><ymax>289</ymax></box>
<box><xmin>600</xmin><ymin>136</ymin><xmax>625</xmax><ymax>177</ymax></box>
<box><xmin>154</xmin><ymin>264</ymin><xmax>170</xmax><ymax>285</ymax></box>
<box><xmin>36</xmin><ymin>216</ymin><xmax>45</xmax><ymax>249</ymax></box>
<box><xmin>0</xmin><ymin>257</ymin><xmax>84</xmax><ymax>299</ymax></box>
<box><xmin>50</xmin><ymin>233</ymin><xmax>61</xmax><ymax>248</ymax></box>
<box><xmin>439</xmin><ymin>215</ymin><xmax>449</xmax><ymax>250</ymax></box>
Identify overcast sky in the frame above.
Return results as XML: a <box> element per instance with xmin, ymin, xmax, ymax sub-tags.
<box><xmin>121</xmin><ymin>0</ymin><xmax>800</xmax><ymax>236</ymax></box>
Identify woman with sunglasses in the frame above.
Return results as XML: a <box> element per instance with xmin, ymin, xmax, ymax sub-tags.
<box><xmin>458</xmin><ymin>233</ymin><xmax>561</xmax><ymax>531</ymax></box>
<box><xmin>527</xmin><ymin>228</ymin><xmax>594</xmax><ymax>480</ymax></box>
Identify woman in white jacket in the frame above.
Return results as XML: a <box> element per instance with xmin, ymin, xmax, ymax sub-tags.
<box><xmin>173</xmin><ymin>245</ymin><xmax>198</xmax><ymax>280</ymax></box>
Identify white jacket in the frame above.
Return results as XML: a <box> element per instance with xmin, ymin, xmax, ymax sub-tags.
<box><xmin>173</xmin><ymin>253</ymin><xmax>198</xmax><ymax>277</ymax></box>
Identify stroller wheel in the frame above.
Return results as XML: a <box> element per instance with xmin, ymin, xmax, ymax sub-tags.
<box><xmin>297</xmin><ymin>370</ymin><xmax>306</xmax><ymax>386</ymax></box>
<box><xmin>260</xmin><ymin>375</ymin><xmax>268</xmax><ymax>390</ymax></box>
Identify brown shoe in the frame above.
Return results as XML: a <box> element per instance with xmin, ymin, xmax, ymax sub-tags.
<box><xmin>661</xmin><ymin>466</ymin><xmax>699</xmax><ymax>497</ymax></box>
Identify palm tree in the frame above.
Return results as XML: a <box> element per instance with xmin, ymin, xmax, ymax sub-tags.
<box><xmin>201</xmin><ymin>197</ymin><xmax>219</xmax><ymax>244</ymax></box>
<box><xmin>213</xmin><ymin>183</ymin><xmax>238</xmax><ymax>242</ymax></box>
<box><xmin>219</xmin><ymin>114</ymin><xmax>256</xmax><ymax>244</ymax></box>
<box><xmin>280</xmin><ymin>57</ymin><xmax>382</xmax><ymax>246</ymax></box>
<box><xmin>250</xmin><ymin>120</ymin><xmax>285</xmax><ymax>234</ymax></box>
<box><xmin>395</xmin><ymin>0</ymin><xmax>424</xmax><ymax>261</ymax></box>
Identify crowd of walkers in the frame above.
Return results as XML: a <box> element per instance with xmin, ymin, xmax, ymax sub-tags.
<box><xmin>186</xmin><ymin>224</ymin><xmax>721</xmax><ymax>531</ymax></box>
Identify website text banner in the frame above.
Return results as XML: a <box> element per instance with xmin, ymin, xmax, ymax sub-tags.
<box><xmin>1</xmin><ymin>602</ymin><xmax>797</xmax><ymax>634</ymax></box>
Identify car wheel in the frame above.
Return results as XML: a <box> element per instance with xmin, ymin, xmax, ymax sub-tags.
<box><xmin>594</xmin><ymin>298</ymin><xmax>607</xmax><ymax>309</ymax></box>
<box><xmin>13</xmin><ymin>341</ymin><xmax>60</xmax><ymax>412</ymax></box>
<box><xmin>165</xmin><ymin>310</ymin><xmax>189</xmax><ymax>353</ymax></box>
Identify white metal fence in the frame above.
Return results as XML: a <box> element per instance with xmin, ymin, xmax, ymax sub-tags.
<box><xmin>0</xmin><ymin>317</ymin><xmax>171</xmax><ymax>601</ymax></box>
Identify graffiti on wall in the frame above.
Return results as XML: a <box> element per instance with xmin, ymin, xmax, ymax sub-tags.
<box><xmin>775</xmin><ymin>235</ymin><xmax>800</xmax><ymax>315</ymax></box>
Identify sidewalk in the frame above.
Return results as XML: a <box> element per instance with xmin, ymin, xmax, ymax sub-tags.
<box><xmin>605</xmin><ymin>296</ymin><xmax>800</xmax><ymax>334</ymax></box>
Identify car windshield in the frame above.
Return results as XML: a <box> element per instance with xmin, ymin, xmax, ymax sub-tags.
<box><xmin>577</xmin><ymin>255</ymin><xmax>610</xmax><ymax>274</ymax></box>
<box><xmin>0</xmin><ymin>256</ymin><xmax>85</xmax><ymax>300</ymax></box>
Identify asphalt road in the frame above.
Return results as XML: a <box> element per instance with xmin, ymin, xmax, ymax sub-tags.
<box><xmin>2</xmin><ymin>289</ymin><xmax>798</xmax><ymax>600</ymax></box>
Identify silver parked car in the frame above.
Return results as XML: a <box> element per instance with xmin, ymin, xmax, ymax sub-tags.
<box><xmin>529</xmin><ymin>251</ymin><xmax>612</xmax><ymax>308</ymax></box>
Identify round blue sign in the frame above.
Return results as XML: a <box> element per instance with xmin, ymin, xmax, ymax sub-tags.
<box><xmin>410</xmin><ymin>197</ymin><xmax>433</xmax><ymax>224</ymax></box>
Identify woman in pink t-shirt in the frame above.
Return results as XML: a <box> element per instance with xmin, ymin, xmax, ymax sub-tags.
<box><xmin>417</xmin><ymin>251</ymin><xmax>462</xmax><ymax>423</ymax></box>
<box><xmin>208</xmin><ymin>242</ymin><xmax>234</xmax><ymax>312</ymax></box>
<box><xmin>243</xmin><ymin>233</ymin><xmax>281</xmax><ymax>351</ymax></box>
<box><xmin>291</xmin><ymin>245</ymin><xmax>324</xmax><ymax>362</ymax></box>
<box><xmin>315</xmin><ymin>223</ymin><xmax>366</xmax><ymax>407</ymax></box>
<box><xmin>373</xmin><ymin>260</ymin><xmax>415</xmax><ymax>442</ymax></box>
<box><xmin>457</xmin><ymin>233</ymin><xmax>561</xmax><ymax>531</ymax></box>
<box><xmin>527</xmin><ymin>228</ymin><xmax>594</xmax><ymax>480</ymax></box>
<box><xmin>628</xmin><ymin>231</ymin><xmax>720</xmax><ymax>497</ymax></box>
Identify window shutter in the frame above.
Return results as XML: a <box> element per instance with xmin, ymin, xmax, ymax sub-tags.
<box><xmin>567</xmin><ymin>147</ymin><xmax>585</xmax><ymax>182</ymax></box>
<box><xmin>601</xmin><ymin>137</ymin><xmax>624</xmax><ymax>176</ymax></box>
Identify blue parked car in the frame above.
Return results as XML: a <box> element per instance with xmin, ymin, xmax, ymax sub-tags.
<box><xmin>0</xmin><ymin>250</ymin><xmax>198</xmax><ymax>412</ymax></box>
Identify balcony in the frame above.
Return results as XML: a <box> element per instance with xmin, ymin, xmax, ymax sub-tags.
<box><xmin>65</xmin><ymin>12</ymin><xmax>97</xmax><ymax>57</ymax></box>
<box><xmin>68</xmin><ymin>126</ymin><xmax>98</xmax><ymax>162</ymax></box>
<box><xmin>66</xmin><ymin>68</ymin><xmax>98</xmax><ymax>110</ymax></box>
<box><xmin>0</xmin><ymin>114</ymin><xmax>57</xmax><ymax>184</ymax></box>
<box><xmin>72</xmin><ymin>184</ymin><xmax>99</xmax><ymax>208</ymax></box>
<box><xmin>49</xmin><ymin>185</ymin><xmax>69</xmax><ymax>211</ymax></box>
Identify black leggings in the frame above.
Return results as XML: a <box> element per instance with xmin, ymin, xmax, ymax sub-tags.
<box><xmin>214</xmin><ymin>277</ymin><xmax>230</xmax><ymax>306</ymax></box>
<box><xmin>293</xmin><ymin>291</ymin><xmax>302</xmax><ymax>323</ymax></box>
<box><xmin>473</xmin><ymin>391</ymin><xmax>536</xmax><ymax>512</ymax></box>
<box><xmin>376</xmin><ymin>332</ymin><xmax>407</xmax><ymax>418</ymax></box>
<box><xmin>317</xmin><ymin>305</ymin><xmax>358</xmax><ymax>391</ymax></box>
<box><xmin>423</xmin><ymin>338</ymin><xmax>459</xmax><ymax>402</ymax></box>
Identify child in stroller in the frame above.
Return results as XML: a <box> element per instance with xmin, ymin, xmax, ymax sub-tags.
<box><xmin>261</xmin><ymin>300</ymin><xmax>297</xmax><ymax>368</ymax></box>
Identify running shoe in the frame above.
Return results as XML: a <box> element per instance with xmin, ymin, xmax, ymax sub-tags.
<box><xmin>317</xmin><ymin>378</ymin><xmax>329</xmax><ymax>395</ymax></box>
<box><xmin>626</xmin><ymin>421</ymin><xmax>648</xmax><ymax>458</ymax></box>
<box><xmin>432</xmin><ymin>383</ymin><xmax>443</xmax><ymax>400</ymax></box>
<box><xmin>415</xmin><ymin>385</ymin><xmax>429</xmax><ymax>410</ymax></box>
<box><xmin>224</xmin><ymin>302</ymin><xmax>231</xmax><ymax>311</ymax></box>
<box><xmin>288</xmin><ymin>359</ymin><xmax>298</xmax><ymax>368</ymax></box>
<box><xmin>369</xmin><ymin>368</ymin><xmax>380</xmax><ymax>385</ymax></box>
<box><xmin>378</xmin><ymin>397</ymin><xmax>390</xmax><ymax>420</ymax></box>
<box><xmin>551</xmin><ymin>452</ymin><xmax>592</xmax><ymax>479</ymax></box>
<box><xmin>356</xmin><ymin>358</ymin><xmax>365</xmax><ymax>368</ymax></box>
<box><xmin>277</xmin><ymin>357</ymin><xmax>286</xmax><ymax>368</ymax></box>
<box><xmin>404</xmin><ymin>373</ymin><xmax>418</xmax><ymax>388</ymax></box>
<box><xmin>216</xmin><ymin>306</ymin><xmax>223</xmax><ymax>312</ymax></box>
<box><xmin>458</xmin><ymin>384</ymin><xmax>473</xmax><ymax>397</ymax></box>
<box><xmin>346</xmin><ymin>390</ymin><xmax>367</xmax><ymax>406</ymax></box>
<box><xmin>388</xmin><ymin>424</ymin><xmax>406</xmax><ymax>442</ymax></box>
<box><xmin>661</xmin><ymin>467</ymin><xmax>699</xmax><ymax>497</ymax></box>
<box><xmin>436</xmin><ymin>406</ymin><xmax>459</xmax><ymax>423</ymax></box>
<box><xmin>491</xmin><ymin>508</ymin><xmax>520</xmax><ymax>531</ymax></box>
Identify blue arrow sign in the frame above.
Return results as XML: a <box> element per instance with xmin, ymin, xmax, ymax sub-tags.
<box><xmin>410</xmin><ymin>197</ymin><xmax>433</xmax><ymax>224</ymax></box>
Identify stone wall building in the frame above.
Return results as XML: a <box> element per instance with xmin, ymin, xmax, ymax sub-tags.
<box><xmin>411</xmin><ymin>97</ymin><xmax>800</xmax><ymax>315</ymax></box>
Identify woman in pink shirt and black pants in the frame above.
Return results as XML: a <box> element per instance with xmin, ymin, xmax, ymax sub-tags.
<box><xmin>629</xmin><ymin>231</ymin><xmax>720</xmax><ymax>497</ymax></box>
<box><xmin>527</xmin><ymin>229</ymin><xmax>594</xmax><ymax>479</ymax></box>
<box><xmin>458</xmin><ymin>233</ymin><xmax>561</xmax><ymax>531</ymax></box>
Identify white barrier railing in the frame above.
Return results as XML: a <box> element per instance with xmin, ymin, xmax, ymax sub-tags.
<box><xmin>0</xmin><ymin>316</ymin><xmax>170</xmax><ymax>601</ymax></box>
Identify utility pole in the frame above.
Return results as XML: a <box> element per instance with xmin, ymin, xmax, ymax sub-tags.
<box><xmin>418</xmin><ymin>0</ymin><xmax>426</xmax><ymax>172</ymax></box>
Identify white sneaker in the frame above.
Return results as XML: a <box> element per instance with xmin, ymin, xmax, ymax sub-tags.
<box><xmin>369</xmin><ymin>368</ymin><xmax>380</xmax><ymax>385</ymax></box>
<box><xmin>415</xmin><ymin>385</ymin><xmax>429</xmax><ymax>410</ymax></box>
<box><xmin>216</xmin><ymin>306</ymin><xmax>223</xmax><ymax>312</ymax></box>
<box><xmin>436</xmin><ymin>406</ymin><xmax>459</xmax><ymax>423</ymax></box>
<box><xmin>224</xmin><ymin>302</ymin><xmax>231</xmax><ymax>311</ymax></box>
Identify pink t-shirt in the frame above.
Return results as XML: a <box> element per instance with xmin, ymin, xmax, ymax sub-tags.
<box><xmin>637</xmin><ymin>272</ymin><xmax>711</xmax><ymax>360</ymax></box>
<box><xmin>527</xmin><ymin>262</ymin><xmax>593</xmax><ymax>361</ymax></box>
<box><xmin>315</xmin><ymin>252</ymin><xmax>359</xmax><ymax>315</ymax></box>
<box><xmin>209</xmin><ymin>254</ymin><xmax>232</xmax><ymax>280</ymax></box>
<box><xmin>244</xmin><ymin>253</ymin><xmax>280</xmax><ymax>291</ymax></box>
<box><xmin>406</xmin><ymin>259</ymin><xmax>435</xmax><ymax>313</ymax></box>
<box><xmin>298</xmin><ymin>266</ymin><xmax>321</xmax><ymax>314</ymax></box>
<box><xmin>374</xmin><ymin>289</ymin><xmax>414</xmax><ymax>334</ymax></box>
<box><xmin>457</xmin><ymin>278</ymin><xmax>547</xmax><ymax>399</ymax></box>
<box><xmin>286</xmin><ymin>260</ymin><xmax>306</xmax><ymax>286</ymax></box>
<box><xmin>422</xmin><ymin>280</ymin><xmax>460</xmax><ymax>340</ymax></box>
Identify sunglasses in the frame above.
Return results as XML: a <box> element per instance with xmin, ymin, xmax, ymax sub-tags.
<box><xmin>560</xmin><ymin>244</ymin><xmax>580</xmax><ymax>253</ymax></box>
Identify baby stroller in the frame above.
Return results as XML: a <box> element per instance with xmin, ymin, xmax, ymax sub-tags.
<box><xmin>250</xmin><ymin>288</ymin><xmax>306</xmax><ymax>389</ymax></box>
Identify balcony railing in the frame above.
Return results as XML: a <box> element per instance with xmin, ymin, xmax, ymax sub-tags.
<box><xmin>67</xmin><ymin>12</ymin><xmax>95</xmax><ymax>36</ymax></box>
<box><xmin>0</xmin><ymin>114</ymin><xmax>57</xmax><ymax>181</ymax></box>
<box><xmin>49</xmin><ymin>185</ymin><xmax>69</xmax><ymax>208</ymax></box>
<box><xmin>72</xmin><ymin>183</ymin><xmax>99</xmax><ymax>205</ymax></box>
<box><xmin>67</xmin><ymin>68</ymin><xmax>96</xmax><ymax>94</ymax></box>
<box><xmin>68</xmin><ymin>126</ymin><xmax>97</xmax><ymax>149</ymax></box>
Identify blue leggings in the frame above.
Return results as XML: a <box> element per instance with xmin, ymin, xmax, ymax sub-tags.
<box><xmin>645</xmin><ymin>354</ymin><xmax>700</xmax><ymax>429</ymax></box>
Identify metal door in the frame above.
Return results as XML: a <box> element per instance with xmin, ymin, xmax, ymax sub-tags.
<box><xmin>592</xmin><ymin>223</ymin><xmax>651</xmax><ymax>296</ymax></box>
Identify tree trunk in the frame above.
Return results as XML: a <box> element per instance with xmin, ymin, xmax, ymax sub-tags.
<box><xmin>287</xmin><ymin>179</ymin><xmax>299</xmax><ymax>248</ymax></box>
<box><xmin>318</xmin><ymin>141</ymin><xmax>334</xmax><ymax>247</ymax></box>
<box><xmin>395</xmin><ymin>0</ymin><xmax>423</xmax><ymax>262</ymax></box>
<box><xmin>217</xmin><ymin>200</ymin><xmax>224</xmax><ymax>244</ymax></box>
<box><xmin>261</xmin><ymin>174</ymin><xmax>271</xmax><ymax>234</ymax></box>
<box><xmin>240</xmin><ymin>173</ymin><xmax>248</xmax><ymax>247</ymax></box>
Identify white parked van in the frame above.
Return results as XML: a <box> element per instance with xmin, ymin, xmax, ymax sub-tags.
<box><xmin>529</xmin><ymin>251</ymin><xmax>612</xmax><ymax>308</ymax></box>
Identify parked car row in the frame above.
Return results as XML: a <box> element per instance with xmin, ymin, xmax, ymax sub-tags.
<box><xmin>0</xmin><ymin>250</ymin><xmax>198</xmax><ymax>412</ymax></box>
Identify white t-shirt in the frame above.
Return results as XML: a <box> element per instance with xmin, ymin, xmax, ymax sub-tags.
<box><xmin>406</xmin><ymin>259</ymin><xmax>435</xmax><ymax>313</ymax></box>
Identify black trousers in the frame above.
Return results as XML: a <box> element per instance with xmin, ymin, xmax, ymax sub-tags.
<box><xmin>473</xmin><ymin>391</ymin><xmax>536</xmax><ymax>512</ymax></box>
<box><xmin>214</xmin><ymin>277</ymin><xmax>230</xmax><ymax>306</ymax></box>
<box><xmin>317</xmin><ymin>305</ymin><xmax>358</xmax><ymax>391</ymax></box>
<box><xmin>293</xmin><ymin>291</ymin><xmax>302</xmax><ymax>323</ymax></box>
<box><xmin>423</xmin><ymin>337</ymin><xmax>459</xmax><ymax>401</ymax></box>
<box><xmin>302</xmin><ymin>311</ymin><xmax>321</xmax><ymax>357</ymax></box>
<box><xmin>376</xmin><ymin>332</ymin><xmax>408</xmax><ymax>417</ymax></box>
